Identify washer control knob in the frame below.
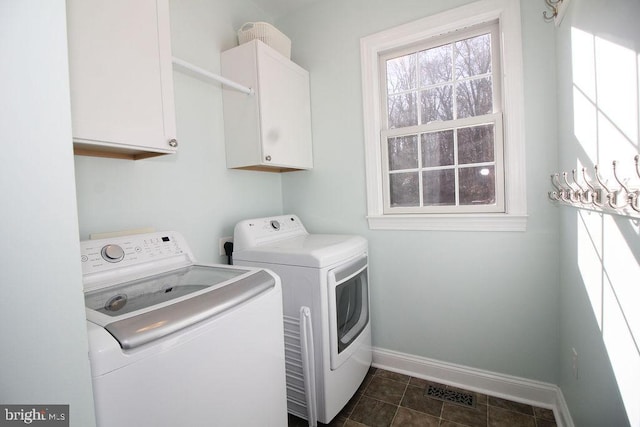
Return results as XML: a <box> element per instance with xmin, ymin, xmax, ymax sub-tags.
<box><xmin>101</xmin><ymin>244</ymin><xmax>125</xmax><ymax>263</ymax></box>
<box><xmin>270</xmin><ymin>220</ymin><xmax>280</xmax><ymax>230</ymax></box>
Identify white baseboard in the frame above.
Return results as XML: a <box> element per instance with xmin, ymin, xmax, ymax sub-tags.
<box><xmin>372</xmin><ymin>347</ymin><xmax>574</xmax><ymax>427</ymax></box>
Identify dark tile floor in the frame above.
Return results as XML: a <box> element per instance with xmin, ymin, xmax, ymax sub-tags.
<box><xmin>288</xmin><ymin>367</ymin><xmax>558</xmax><ymax>427</ymax></box>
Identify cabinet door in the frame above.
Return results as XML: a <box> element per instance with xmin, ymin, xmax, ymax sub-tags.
<box><xmin>257</xmin><ymin>46</ymin><xmax>313</xmax><ymax>169</ymax></box>
<box><xmin>67</xmin><ymin>0</ymin><xmax>176</xmax><ymax>157</ymax></box>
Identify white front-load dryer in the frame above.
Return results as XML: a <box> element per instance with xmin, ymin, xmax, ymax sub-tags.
<box><xmin>233</xmin><ymin>215</ymin><xmax>372</xmax><ymax>426</ymax></box>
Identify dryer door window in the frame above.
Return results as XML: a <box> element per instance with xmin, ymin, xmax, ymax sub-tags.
<box><xmin>328</xmin><ymin>255</ymin><xmax>369</xmax><ymax>370</ymax></box>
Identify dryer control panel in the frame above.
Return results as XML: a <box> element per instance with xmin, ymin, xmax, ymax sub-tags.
<box><xmin>233</xmin><ymin>214</ymin><xmax>308</xmax><ymax>251</ymax></box>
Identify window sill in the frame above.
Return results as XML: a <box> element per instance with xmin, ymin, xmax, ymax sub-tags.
<box><xmin>366</xmin><ymin>213</ymin><xmax>528</xmax><ymax>231</ymax></box>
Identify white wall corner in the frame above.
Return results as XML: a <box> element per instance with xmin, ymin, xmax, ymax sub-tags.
<box><xmin>371</xmin><ymin>347</ymin><xmax>574</xmax><ymax>427</ymax></box>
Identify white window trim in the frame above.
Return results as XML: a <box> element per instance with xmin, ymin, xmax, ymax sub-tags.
<box><xmin>360</xmin><ymin>0</ymin><xmax>527</xmax><ymax>231</ymax></box>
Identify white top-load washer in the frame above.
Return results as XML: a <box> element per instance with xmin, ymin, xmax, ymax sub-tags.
<box><xmin>233</xmin><ymin>215</ymin><xmax>372</xmax><ymax>426</ymax></box>
<box><xmin>80</xmin><ymin>231</ymin><xmax>287</xmax><ymax>427</ymax></box>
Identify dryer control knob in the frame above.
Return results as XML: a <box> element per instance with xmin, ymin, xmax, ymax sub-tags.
<box><xmin>101</xmin><ymin>244</ymin><xmax>125</xmax><ymax>263</ymax></box>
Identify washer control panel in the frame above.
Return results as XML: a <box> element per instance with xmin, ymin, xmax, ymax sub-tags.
<box><xmin>233</xmin><ymin>214</ymin><xmax>308</xmax><ymax>251</ymax></box>
<box><xmin>80</xmin><ymin>231</ymin><xmax>192</xmax><ymax>276</ymax></box>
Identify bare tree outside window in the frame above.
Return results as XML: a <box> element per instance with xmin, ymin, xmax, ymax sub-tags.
<box><xmin>387</xmin><ymin>54</ymin><xmax>417</xmax><ymax>128</ymax></box>
<box><xmin>384</xmin><ymin>29</ymin><xmax>500</xmax><ymax>211</ymax></box>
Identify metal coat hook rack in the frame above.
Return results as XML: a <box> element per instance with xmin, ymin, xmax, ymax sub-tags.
<box><xmin>543</xmin><ymin>0</ymin><xmax>571</xmax><ymax>26</ymax></box>
<box><xmin>548</xmin><ymin>156</ymin><xmax>640</xmax><ymax>218</ymax></box>
<box><xmin>543</xmin><ymin>0</ymin><xmax>562</xmax><ymax>20</ymax></box>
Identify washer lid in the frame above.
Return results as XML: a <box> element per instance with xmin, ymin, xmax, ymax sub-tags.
<box><xmin>85</xmin><ymin>266</ymin><xmax>276</xmax><ymax>349</ymax></box>
<box><xmin>85</xmin><ymin>265</ymin><xmax>246</xmax><ymax>317</ymax></box>
<box><xmin>233</xmin><ymin>234</ymin><xmax>367</xmax><ymax>268</ymax></box>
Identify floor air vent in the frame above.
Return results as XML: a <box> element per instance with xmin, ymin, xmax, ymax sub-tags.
<box><xmin>425</xmin><ymin>384</ymin><xmax>476</xmax><ymax>408</ymax></box>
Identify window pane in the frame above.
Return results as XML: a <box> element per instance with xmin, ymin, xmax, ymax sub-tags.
<box><xmin>419</xmin><ymin>44</ymin><xmax>452</xmax><ymax>86</ymax></box>
<box><xmin>459</xmin><ymin>166</ymin><xmax>495</xmax><ymax>205</ymax></box>
<box><xmin>386</xmin><ymin>53</ymin><xmax>417</xmax><ymax>94</ymax></box>
<box><xmin>422</xmin><ymin>169</ymin><xmax>455</xmax><ymax>206</ymax></box>
<box><xmin>421</xmin><ymin>131</ymin><xmax>454</xmax><ymax>167</ymax></box>
<box><xmin>388</xmin><ymin>135</ymin><xmax>418</xmax><ymax>170</ymax></box>
<box><xmin>420</xmin><ymin>85</ymin><xmax>453</xmax><ymax>123</ymax></box>
<box><xmin>455</xmin><ymin>33</ymin><xmax>492</xmax><ymax>79</ymax></box>
<box><xmin>390</xmin><ymin>172</ymin><xmax>420</xmax><ymax>207</ymax></box>
<box><xmin>388</xmin><ymin>92</ymin><xmax>418</xmax><ymax>128</ymax></box>
<box><xmin>457</xmin><ymin>124</ymin><xmax>495</xmax><ymax>164</ymax></box>
<box><xmin>456</xmin><ymin>77</ymin><xmax>492</xmax><ymax>118</ymax></box>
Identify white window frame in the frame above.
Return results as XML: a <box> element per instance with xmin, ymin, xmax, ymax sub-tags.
<box><xmin>360</xmin><ymin>0</ymin><xmax>527</xmax><ymax>231</ymax></box>
<box><xmin>381</xmin><ymin>22</ymin><xmax>504</xmax><ymax>215</ymax></box>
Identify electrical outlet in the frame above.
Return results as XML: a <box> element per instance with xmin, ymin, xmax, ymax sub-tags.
<box><xmin>572</xmin><ymin>348</ymin><xmax>578</xmax><ymax>379</ymax></box>
<box><xmin>219</xmin><ymin>236</ymin><xmax>233</xmax><ymax>256</ymax></box>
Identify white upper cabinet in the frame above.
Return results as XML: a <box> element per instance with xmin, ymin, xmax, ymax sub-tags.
<box><xmin>221</xmin><ymin>40</ymin><xmax>313</xmax><ymax>172</ymax></box>
<box><xmin>66</xmin><ymin>0</ymin><xmax>177</xmax><ymax>160</ymax></box>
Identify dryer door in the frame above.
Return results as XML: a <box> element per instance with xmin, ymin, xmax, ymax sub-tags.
<box><xmin>327</xmin><ymin>255</ymin><xmax>369</xmax><ymax>370</ymax></box>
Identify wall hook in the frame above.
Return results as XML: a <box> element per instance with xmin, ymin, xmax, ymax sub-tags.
<box><xmin>609</xmin><ymin>161</ymin><xmax>629</xmax><ymax>209</ymax></box>
<box><xmin>629</xmin><ymin>193</ymin><xmax>640</xmax><ymax>212</ymax></box>
<box><xmin>563</xmin><ymin>171</ymin><xmax>581</xmax><ymax>203</ymax></box>
<box><xmin>551</xmin><ymin>173</ymin><xmax>564</xmax><ymax>192</ymax></box>
<box><xmin>554</xmin><ymin>173</ymin><xmax>572</xmax><ymax>202</ymax></box>
<box><xmin>543</xmin><ymin>0</ymin><xmax>562</xmax><ymax>21</ymax></box>
<box><xmin>594</xmin><ymin>164</ymin><xmax>613</xmax><ymax>193</ymax></box>
<box><xmin>571</xmin><ymin>169</ymin><xmax>592</xmax><ymax>204</ymax></box>
<box><xmin>630</xmin><ymin>155</ymin><xmax>640</xmax><ymax>212</ymax></box>
<box><xmin>581</xmin><ymin>167</ymin><xmax>601</xmax><ymax>206</ymax></box>
<box><xmin>612</xmin><ymin>161</ymin><xmax>631</xmax><ymax>193</ymax></box>
<box><xmin>548</xmin><ymin>174</ymin><xmax>562</xmax><ymax>201</ymax></box>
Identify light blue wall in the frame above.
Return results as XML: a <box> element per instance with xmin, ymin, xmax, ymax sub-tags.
<box><xmin>74</xmin><ymin>0</ymin><xmax>282</xmax><ymax>263</ymax></box>
<box><xmin>556</xmin><ymin>0</ymin><xmax>638</xmax><ymax>425</ymax></box>
<box><xmin>1</xmin><ymin>1</ymin><xmax>96</xmax><ymax>425</ymax></box>
<box><xmin>276</xmin><ymin>0</ymin><xmax>561</xmax><ymax>383</ymax></box>
<box><xmin>70</xmin><ymin>1</ymin><xmax>637</xmax><ymax>424</ymax></box>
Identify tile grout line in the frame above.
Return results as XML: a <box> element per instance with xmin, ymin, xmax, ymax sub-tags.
<box><xmin>487</xmin><ymin>396</ymin><xmax>490</xmax><ymax>427</ymax></box>
<box><xmin>362</xmin><ymin>370</ymin><xmax>412</xmax><ymax>427</ymax></box>
<box><xmin>387</xmin><ymin>400</ymin><xmax>400</xmax><ymax>426</ymax></box>
<box><xmin>437</xmin><ymin>385</ymin><xmax>445</xmax><ymax>423</ymax></box>
<box><xmin>389</xmin><ymin>379</ymin><xmax>411</xmax><ymax>426</ymax></box>
<box><xmin>351</xmin><ymin>370</ymin><xmax>376</xmax><ymax>426</ymax></box>
<box><xmin>345</xmin><ymin>390</ymin><xmax>364</xmax><ymax>427</ymax></box>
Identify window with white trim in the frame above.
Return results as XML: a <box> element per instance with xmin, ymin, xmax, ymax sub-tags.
<box><xmin>361</xmin><ymin>0</ymin><xmax>527</xmax><ymax>231</ymax></box>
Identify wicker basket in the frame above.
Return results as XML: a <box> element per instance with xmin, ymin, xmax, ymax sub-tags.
<box><xmin>237</xmin><ymin>22</ymin><xmax>291</xmax><ymax>58</ymax></box>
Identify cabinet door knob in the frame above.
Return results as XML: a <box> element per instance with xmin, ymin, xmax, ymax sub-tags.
<box><xmin>168</xmin><ymin>139</ymin><xmax>178</xmax><ymax>148</ymax></box>
<box><xmin>265</xmin><ymin>155</ymin><xmax>272</xmax><ymax>162</ymax></box>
